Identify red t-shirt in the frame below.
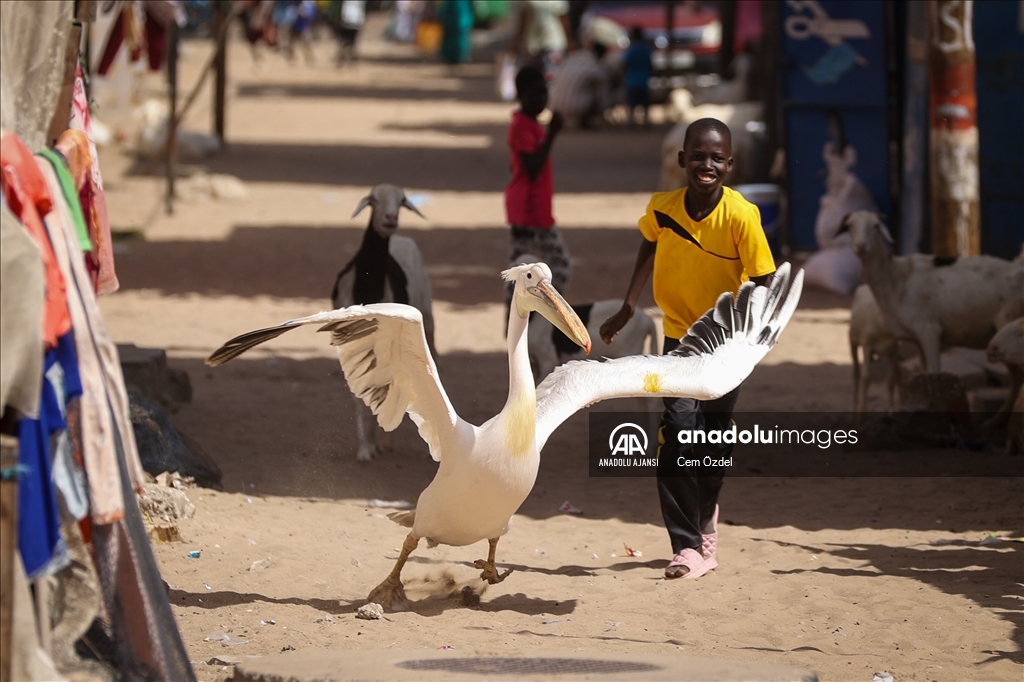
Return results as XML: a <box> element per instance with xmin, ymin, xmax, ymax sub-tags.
<box><xmin>504</xmin><ymin>111</ymin><xmax>555</xmax><ymax>229</ymax></box>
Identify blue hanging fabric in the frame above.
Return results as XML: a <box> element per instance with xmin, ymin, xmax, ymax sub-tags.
<box><xmin>17</xmin><ymin>332</ymin><xmax>83</xmax><ymax>579</ymax></box>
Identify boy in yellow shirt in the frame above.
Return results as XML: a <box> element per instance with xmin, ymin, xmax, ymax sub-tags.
<box><xmin>600</xmin><ymin>118</ymin><xmax>775</xmax><ymax>580</ymax></box>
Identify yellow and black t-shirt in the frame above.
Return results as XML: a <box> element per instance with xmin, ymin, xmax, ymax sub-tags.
<box><xmin>638</xmin><ymin>186</ymin><xmax>776</xmax><ymax>339</ymax></box>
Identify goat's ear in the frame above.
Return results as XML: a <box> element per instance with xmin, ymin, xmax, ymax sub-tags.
<box><xmin>836</xmin><ymin>213</ymin><xmax>853</xmax><ymax>235</ymax></box>
<box><xmin>402</xmin><ymin>196</ymin><xmax>426</xmax><ymax>219</ymax></box>
<box><xmin>351</xmin><ymin>195</ymin><xmax>373</xmax><ymax>219</ymax></box>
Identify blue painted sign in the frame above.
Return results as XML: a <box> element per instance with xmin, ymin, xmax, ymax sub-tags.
<box><xmin>780</xmin><ymin>0</ymin><xmax>890</xmax><ymax>251</ymax></box>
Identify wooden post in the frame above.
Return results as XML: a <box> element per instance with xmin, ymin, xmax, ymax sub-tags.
<box><xmin>717</xmin><ymin>0</ymin><xmax>737</xmax><ymax>78</ymax></box>
<box><xmin>213</xmin><ymin>1</ymin><xmax>227</xmax><ymax>142</ymax></box>
<box><xmin>1</xmin><ymin>435</ymin><xmax>18</xmax><ymax>682</ymax></box>
<box><xmin>166</xmin><ymin>23</ymin><xmax>179</xmax><ymax>215</ymax></box>
<box><xmin>928</xmin><ymin>0</ymin><xmax>979</xmax><ymax>256</ymax></box>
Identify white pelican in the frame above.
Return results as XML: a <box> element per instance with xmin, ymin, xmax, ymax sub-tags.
<box><xmin>207</xmin><ymin>262</ymin><xmax>803</xmax><ymax>609</ymax></box>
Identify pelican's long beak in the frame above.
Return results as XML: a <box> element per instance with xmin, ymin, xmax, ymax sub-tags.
<box><xmin>529</xmin><ymin>280</ymin><xmax>592</xmax><ymax>355</ymax></box>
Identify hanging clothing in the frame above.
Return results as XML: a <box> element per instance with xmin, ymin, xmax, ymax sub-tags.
<box><xmin>0</xmin><ymin>133</ymin><xmax>72</xmax><ymax>349</ymax></box>
<box><xmin>37</xmin><ymin>155</ymin><xmax>146</xmax><ymax>524</ymax></box>
<box><xmin>38</xmin><ymin>147</ymin><xmax>91</xmax><ymax>252</ymax></box>
<box><xmin>0</xmin><ymin>200</ymin><xmax>45</xmax><ymax>418</ymax></box>
<box><xmin>36</xmin><ymin>148</ymin><xmax>196</xmax><ymax>682</ymax></box>
<box><xmin>69</xmin><ymin>66</ymin><xmax>119</xmax><ymax>295</ymax></box>
<box><xmin>18</xmin><ymin>332</ymin><xmax>82</xmax><ymax>579</ymax></box>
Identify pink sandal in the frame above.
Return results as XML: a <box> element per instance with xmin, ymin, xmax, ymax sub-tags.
<box><xmin>665</xmin><ymin>548</ymin><xmax>713</xmax><ymax>580</ymax></box>
<box><xmin>701</xmin><ymin>505</ymin><xmax>719</xmax><ymax>566</ymax></box>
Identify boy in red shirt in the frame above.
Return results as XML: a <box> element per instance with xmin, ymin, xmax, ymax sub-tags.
<box><xmin>505</xmin><ymin>66</ymin><xmax>571</xmax><ymax>312</ymax></box>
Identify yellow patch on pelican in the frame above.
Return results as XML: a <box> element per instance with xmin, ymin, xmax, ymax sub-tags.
<box><xmin>643</xmin><ymin>373</ymin><xmax>662</xmax><ymax>394</ymax></box>
<box><xmin>503</xmin><ymin>391</ymin><xmax>536</xmax><ymax>457</ymax></box>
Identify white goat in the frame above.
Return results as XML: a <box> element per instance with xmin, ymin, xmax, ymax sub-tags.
<box><xmin>528</xmin><ymin>299</ymin><xmax>658</xmax><ymax>383</ymax></box>
<box><xmin>659</xmin><ymin>90</ymin><xmax>763</xmax><ymax>191</ymax></box>
<box><xmin>985</xmin><ymin>318</ymin><xmax>1024</xmax><ymax>449</ymax></box>
<box><xmin>842</xmin><ymin>211</ymin><xmax>1024</xmax><ymax>375</ymax></box>
<box><xmin>849</xmin><ymin>284</ymin><xmax>902</xmax><ymax>414</ymax></box>
<box><xmin>330</xmin><ymin>184</ymin><xmax>434</xmax><ymax>461</ymax></box>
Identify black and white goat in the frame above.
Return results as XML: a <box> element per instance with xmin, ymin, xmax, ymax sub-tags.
<box><xmin>331</xmin><ymin>184</ymin><xmax>435</xmax><ymax>461</ymax></box>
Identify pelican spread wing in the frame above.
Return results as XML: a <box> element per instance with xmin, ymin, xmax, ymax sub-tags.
<box><xmin>206</xmin><ymin>304</ymin><xmax>460</xmax><ymax>461</ymax></box>
<box><xmin>534</xmin><ymin>264</ymin><xmax>803</xmax><ymax>450</ymax></box>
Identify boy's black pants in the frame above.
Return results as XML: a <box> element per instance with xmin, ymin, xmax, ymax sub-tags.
<box><xmin>656</xmin><ymin>336</ymin><xmax>740</xmax><ymax>555</ymax></box>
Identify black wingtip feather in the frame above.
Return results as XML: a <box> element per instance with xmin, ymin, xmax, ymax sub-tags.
<box><xmin>206</xmin><ymin>325</ymin><xmax>298</xmax><ymax>366</ymax></box>
<box><xmin>671</xmin><ymin>263</ymin><xmax>798</xmax><ymax>360</ymax></box>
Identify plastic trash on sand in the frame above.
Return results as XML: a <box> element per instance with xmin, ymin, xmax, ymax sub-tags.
<box><xmin>872</xmin><ymin>672</ymin><xmax>894</xmax><ymax>682</ymax></box>
<box><xmin>624</xmin><ymin>544</ymin><xmax>642</xmax><ymax>557</ymax></box>
<box><xmin>206</xmin><ymin>630</ymin><xmax>249</xmax><ymax>647</ymax></box>
<box><xmin>559</xmin><ymin>501</ymin><xmax>583</xmax><ymax>515</ymax></box>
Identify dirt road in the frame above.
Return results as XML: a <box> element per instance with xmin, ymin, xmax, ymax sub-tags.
<box><xmin>93</xmin><ymin>15</ymin><xmax>1021</xmax><ymax>682</ymax></box>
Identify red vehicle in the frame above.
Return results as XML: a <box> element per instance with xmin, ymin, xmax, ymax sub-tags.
<box><xmin>583</xmin><ymin>1</ymin><xmax>762</xmax><ymax>85</ymax></box>
<box><xmin>584</xmin><ymin>1</ymin><xmax>722</xmax><ymax>73</ymax></box>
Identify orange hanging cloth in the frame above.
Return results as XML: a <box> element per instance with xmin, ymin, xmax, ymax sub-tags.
<box><xmin>1</xmin><ymin>133</ymin><xmax>72</xmax><ymax>347</ymax></box>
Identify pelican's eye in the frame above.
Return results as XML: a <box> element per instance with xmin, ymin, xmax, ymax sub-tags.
<box><xmin>526</xmin><ymin>272</ymin><xmax>532</xmax><ymax>279</ymax></box>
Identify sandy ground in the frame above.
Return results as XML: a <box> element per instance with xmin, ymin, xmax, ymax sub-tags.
<box><xmin>90</xmin><ymin>15</ymin><xmax>1022</xmax><ymax>682</ymax></box>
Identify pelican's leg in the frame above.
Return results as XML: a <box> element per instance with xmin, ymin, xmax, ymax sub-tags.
<box><xmin>367</xmin><ymin>533</ymin><xmax>419</xmax><ymax>609</ymax></box>
<box><xmin>474</xmin><ymin>537</ymin><xmax>514</xmax><ymax>584</ymax></box>
<box><xmin>354</xmin><ymin>397</ymin><xmax>378</xmax><ymax>461</ymax></box>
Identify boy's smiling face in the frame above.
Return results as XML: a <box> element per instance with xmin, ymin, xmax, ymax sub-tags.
<box><xmin>678</xmin><ymin>128</ymin><xmax>733</xmax><ymax>196</ymax></box>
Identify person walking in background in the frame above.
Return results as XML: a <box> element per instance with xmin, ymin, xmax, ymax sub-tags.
<box><xmin>327</xmin><ymin>0</ymin><xmax>366</xmax><ymax>65</ymax></box>
<box><xmin>504</xmin><ymin>66</ymin><xmax>571</xmax><ymax>316</ymax></box>
<box><xmin>289</xmin><ymin>0</ymin><xmax>319</xmax><ymax>64</ymax></box>
<box><xmin>391</xmin><ymin>0</ymin><xmax>423</xmax><ymax>43</ymax></box>
<box><xmin>508</xmin><ymin>1</ymin><xmax>574</xmax><ymax>80</ymax></box>
<box><xmin>548</xmin><ymin>41</ymin><xmax>612</xmax><ymax>129</ymax></box>
<box><xmin>439</xmin><ymin>0</ymin><xmax>474</xmax><ymax>64</ymax></box>
<box><xmin>622</xmin><ymin>26</ymin><xmax>653</xmax><ymax>127</ymax></box>
<box><xmin>600</xmin><ymin>118</ymin><xmax>775</xmax><ymax>581</ymax></box>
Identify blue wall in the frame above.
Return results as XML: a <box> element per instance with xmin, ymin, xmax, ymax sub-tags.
<box><xmin>975</xmin><ymin>1</ymin><xmax>1024</xmax><ymax>258</ymax></box>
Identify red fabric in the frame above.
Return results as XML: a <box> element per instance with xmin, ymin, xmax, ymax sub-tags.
<box><xmin>97</xmin><ymin>11</ymin><xmax>125</xmax><ymax>76</ymax></box>
<box><xmin>1</xmin><ymin>134</ymin><xmax>72</xmax><ymax>348</ymax></box>
<box><xmin>504</xmin><ymin>111</ymin><xmax>555</xmax><ymax>229</ymax></box>
<box><xmin>69</xmin><ymin>64</ymin><xmax>120</xmax><ymax>295</ymax></box>
<box><xmin>145</xmin><ymin>15</ymin><xmax>167</xmax><ymax>71</ymax></box>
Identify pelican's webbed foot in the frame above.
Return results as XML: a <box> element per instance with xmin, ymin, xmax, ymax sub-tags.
<box><xmin>367</xmin><ymin>575</ymin><xmax>409</xmax><ymax>610</ymax></box>
<box><xmin>474</xmin><ymin>559</ymin><xmax>513</xmax><ymax>584</ymax></box>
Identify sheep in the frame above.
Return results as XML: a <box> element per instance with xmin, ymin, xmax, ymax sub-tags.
<box><xmin>985</xmin><ymin>318</ymin><xmax>1024</xmax><ymax>450</ymax></box>
<box><xmin>849</xmin><ymin>284</ymin><xmax>903</xmax><ymax>414</ymax></box>
<box><xmin>841</xmin><ymin>211</ymin><xmax>1024</xmax><ymax>376</ymax></box>
<box><xmin>659</xmin><ymin>89</ymin><xmax>763</xmax><ymax>191</ymax></box>
<box><xmin>329</xmin><ymin>184</ymin><xmax>434</xmax><ymax>461</ymax></box>
<box><xmin>528</xmin><ymin>299</ymin><xmax>658</xmax><ymax>383</ymax></box>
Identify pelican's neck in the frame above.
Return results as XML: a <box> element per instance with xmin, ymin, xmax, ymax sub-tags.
<box><xmin>506</xmin><ymin>306</ymin><xmax>535</xmax><ymax>407</ymax></box>
<box><xmin>502</xmin><ymin>304</ymin><xmax>536</xmax><ymax>453</ymax></box>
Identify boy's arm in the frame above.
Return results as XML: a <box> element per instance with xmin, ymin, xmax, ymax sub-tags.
<box><xmin>519</xmin><ymin>112</ymin><xmax>564</xmax><ymax>180</ymax></box>
<box><xmin>600</xmin><ymin>238</ymin><xmax>657</xmax><ymax>344</ymax></box>
<box><xmin>750</xmin><ymin>273</ymin><xmax>773</xmax><ymax>286</ymax></box>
